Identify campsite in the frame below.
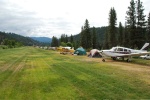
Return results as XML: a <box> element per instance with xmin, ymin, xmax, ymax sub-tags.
<box><xmin>0</xmin><ymin>47</ymin><xmax>150</xmax><ymax>99</ymax></box>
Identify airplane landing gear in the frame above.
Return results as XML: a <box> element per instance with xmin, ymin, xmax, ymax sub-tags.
<box><xmin>126</xmin><ymin>59</ymin><xmax>131</xmax><ymax>62</ymax></box>
<box><xmin>112</xmin><ymin>57</ymin><xmax>117</xmax><ymax>60</ymax></box>
<box><xmin>126</xmin><ymin>56</ymin><xmax>132</xmax><ymax>62</ymax></box>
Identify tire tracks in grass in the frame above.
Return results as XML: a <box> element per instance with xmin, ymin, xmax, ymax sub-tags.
<box><xmin>12</xmin><ymin>55</ymin><xmax>27</xmax><ymax>74</ymax></box>
<box><xmin>25</xmin><ymin>56</ymin><xmax>74</xmax><ymax>99</ymax></box>
<box><xmin>25</xmin><ymin>49</ymin><xmax>150</xmax><ymax>99</ymax></box>
<box><xmin>0</xmin><ymin>47</ymin><xmax>28</xmax><ymax>72</ymax></box>
<box><xmin>79</xmin><ymin>63</ymin><xmax>145</xmax><ymax>98</ymax></box>
<box><xmin>42</xmin><ymin>58</ymin><xmax>85</xmax><ymax>99</ymax></box>
<box><xmin>41</xmin><ymin>57</ymin><xmax>80</xmax><ymax>99</ymax></box>
<box><xmin>0</xmin><ymin>54</ymin><xmax>26</xmax><ymax>72</ymax></box>
<box><xmin>40</xmin><ymin>58</ymin><xmax>60</xmax><ymax>98</ymax></box>
<box><xmin>73</xmin><ymin>61</ymin><xmax>150</xmax><ymax>98</ymax></box>
<box><xmin>0</xmin><ymin>55</ymin><xmax>27</xmax><ymax>99</ymax></box>
<box><xmin>21</xmin><ymin>55</ymin><xmax>63</xmax><ymax>99</ymax></box>
<box><xmin>52</xmin><ymin>61</ymin><xmax>141</xmax><ymax>99</ymax></box>
<box><xmin>51</xmin><ymin>62</ymin><xmax>95</xmax><ymax>99</ymax></box>
<box><xmin>0</xmin><ymin>53</ymin><xmax>27</xmax><ymax>81</ymax></box>
<box><xmin>47</xmin><ymin>54</ymin><xmax>130</xmax><ymax>99</ymax></box>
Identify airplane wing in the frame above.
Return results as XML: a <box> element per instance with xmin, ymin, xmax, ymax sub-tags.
<box><xmin>117</xmin><ymin>52</ymin><xmax>150</xmax><ymax>57</ymax></box>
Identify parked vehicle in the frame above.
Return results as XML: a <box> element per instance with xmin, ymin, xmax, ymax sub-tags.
<box><xmin>140</xmin><ymin>54</ymin><xmax>150</xmax><ymax>60</ymax></box>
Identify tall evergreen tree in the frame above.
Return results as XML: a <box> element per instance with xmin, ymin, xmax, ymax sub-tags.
<box><xmin>80</xmin><ymin>19</ymin><xmax>92</xmax><ymax>49</ymax></box>
<box><xmin>118</xmin><ymin>22</ymin><xmax>124</xmax><ymax>46</ymax></box>
<box><xmin>147</xmin><ymin>12</ymin><xmax>150</xmax><ymax>43</ymax></box>
<box><xmin>136</xmin><ymin>0</ymin><xmax>146</xmax><ymax>48</ymax></box>
<box><xmin>108</xmin><ymin>7</ymin><xmax>117</xmax><ymax>48</ymax></box>
<box><xmin>123</xmin><ymin>22</ymin><xmax>130</xmax><ymax>47</ymax></box>
<box><xmin>126</xmin><ymin>0</ymin><xmax>146</xmax><ymax>48</ymax></box>
<box><xmin>65</xmin><ymin>34</ymin><xmax>68</xmax><ymax>43</ymax></box>
<box><xmin>60</xmin><ymin>34</ymin><xmax>66</xmax><ymax>43</ymax></box>
<box><xmin>104</xmin><ymin>29</ymin><xmax>109</xmax><ymax>49</ymax></box>
<box><xmin>92</xmin><ymin>26</ymin><xmax>97</xmax><ymax>49</ymax></box>
<box><xmin>80</xmin><ymin>26</ymin><xmax>86</xmax><ymax>48</ymax></box>
<box><xmin>84</xmin><ymin>19</ymin><xmax>92</xmax><ymax>49</ymax></box>
<box><xmin>51</xmin><ymin>36</ymin><xmax>59</xmax><ymax>47</ymax></box>
<box><xmin>126</xmin><ymin>0</ymin><xmax>136</xmax><ymax>48</ymax></box>
<box><xmin>70</xmin><ymin>34</ymin><xmax>73</xmax><ymax>43</ymax></box>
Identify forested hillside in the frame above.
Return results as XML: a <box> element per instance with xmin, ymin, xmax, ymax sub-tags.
<box><xmin>0</xmin><ymin>31</ymin><xmax>47</xmax><ymax>48</ymax></box>
<box><xmin>50</xmin><ymin>26</ymin><xmax>107</xmax><ymax>50</ymax></box>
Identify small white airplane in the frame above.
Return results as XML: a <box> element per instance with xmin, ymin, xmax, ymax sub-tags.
<box><xmin>99</xmin><ymin>43</ymin><xmax>150</xmax><ymax>62</ymax></box>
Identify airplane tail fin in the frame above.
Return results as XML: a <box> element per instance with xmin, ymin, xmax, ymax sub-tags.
<box><xmin>140</xmin><ymin>43</ymin><xmax>149</xmax><ymax>50</ymax></box>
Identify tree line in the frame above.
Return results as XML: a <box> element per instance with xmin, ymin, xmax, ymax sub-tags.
<box><xmin>51</xmin><ymin>0</ymin><xmax>150</xmax><ymax>50</ymax></box>
<box><xmin>105</xmin><ymin>0</ymin><xmax>150</xmax><ymax>49</ymax></box>
<box><xmin>51</xmin><ymin>34</ymin><xmax>74</xmax><ymax>48</ymax></box>
<box><xmin>0</xmin><ymin>31</ymin><xmax>45</xmax><ymax>49</ymax></box>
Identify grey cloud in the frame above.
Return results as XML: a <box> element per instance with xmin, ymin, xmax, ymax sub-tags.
<box><xmin>1</xmin><ymin>0</ymin><xmax>149</xmax><ymax>38</ymax></box>
<box><xmin>0</xmin><ymin>0</ymin><xmax>45</xmax><ymax>36</ymax></box>
<box><xmin>0</xmin><ymin>0</ymin><xmax>73</xmax><ymax>38</ymax></box>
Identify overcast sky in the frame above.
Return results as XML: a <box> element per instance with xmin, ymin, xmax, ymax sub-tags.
<box><xmin>0</xmin><ymin>0</ymin><xmax>149</xmax><ymax>38</ymax></box>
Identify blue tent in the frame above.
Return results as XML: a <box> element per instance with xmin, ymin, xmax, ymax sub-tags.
<box><xmin>74</xmin><ymin>47</ymin><xmax>86</xmax><ymax>55</ymax></box>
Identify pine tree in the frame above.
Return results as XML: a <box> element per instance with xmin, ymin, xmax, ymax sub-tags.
<box><xmin>65</xmin><ymin>34</ymin><xmax>68</xmax><ymax>43</ymax></box>
<box><xmin>118</xmin><ymin>22</ymin><xmax>124</xmax><ymax>46</ymax></box>
<box><xmin>80</xmin><ymin>26</ymin><xmax>86</xmax><ymax>48</ymax></box>
<box><xmin>70</xmin><ymin>34</ymin><xmax>73</xmax><ymax>43</ymax></box>
<box><xmin>147</xmin><ymin>12</ymin><xmax>150</xmax><ymax>43</ymax></box>
<box><xmin>60</xmin><ymin>34</ymin><xmax>66</xmax><ymax>43</ymax></box>
<box><xmin>123</xmin><ymin>22</ymin><xmax>130</xmax><ymax>47</ymax></box>
<box><xmin>51</xmin><ymin>36</ymin><xmax>59</xmax><ymax>47</ymax></box>
<box><xmin>84</xmin><ymin>19</ymin><xmax>92</xmax><ymax>49</ymax></box>
<box><xmin>104</xmin><ymin>29</ymin><xmax>109</xmax><ymax>49</ymax></box>
<box><xmin>136</xmin><ymin>0</ymin><xmax>146</xmax><ymax>48</ymax></box>
<box><xmin>108</xmin><ymin>7</ymin><xmax>117</xmax><ymax>48</ymax></box>
<box><xmin>126</xmin><ymin>0</ymin><xmax>136</xmax><ymax>48</ymax></box>
<box><xmin>92</xmin><ymin>26</ymin><xmax>97</xmax><ymax>49</ymax></box>
<box><xmin>80</xmin><ymin>19</ymin><xmax>92</xmax><ymax>49</ymax></box>
<box><xmin>126</xmin><ymin>0</ymin><xmax>146</xmax><ymax>48</ymax></box>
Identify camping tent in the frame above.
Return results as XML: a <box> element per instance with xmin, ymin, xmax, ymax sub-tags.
<box><xmin>74</xmin><ymin>47</ymin><xmax>86</xmax><ymax>55</ymax></box>
<box><xmin>88</xmin><ymin>49</ymin><xmax>102</xmax><ymax>58</ymax></box>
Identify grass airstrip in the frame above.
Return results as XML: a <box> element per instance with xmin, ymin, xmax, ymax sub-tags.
<box><xmin>0</xmin><ymin>47</ymin><xmax>150</xmax><ymax>99</ymax></box>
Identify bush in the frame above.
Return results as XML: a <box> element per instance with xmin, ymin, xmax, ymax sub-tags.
<box><xmin>0</xmin><ymin>45</ymin><xmax>8</xmax><ymax>49</ymax></box>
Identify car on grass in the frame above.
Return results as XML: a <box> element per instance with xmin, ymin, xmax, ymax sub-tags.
<box><xmin>140</xmin><ymin>54</ymin><xmax>150</xmax><ymax>60</ymax></box>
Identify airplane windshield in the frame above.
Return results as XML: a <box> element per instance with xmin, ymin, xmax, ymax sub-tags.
<box><xmin>111</xmin><ymin>47</ymin><xmax>116</xmax><ymax>51</ymax></box>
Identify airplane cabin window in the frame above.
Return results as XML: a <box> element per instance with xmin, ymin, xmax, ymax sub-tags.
<box><xmin>124</xmin><ymin>49</ymin><xmax>127</xmax><ymax>52</ymax></box>
<box><xmin>117</xmin><ymin>48</ymin><xmax>123</xmax><ymax>51</ymax></box>
<box><xmin>128</xmin><ymin>50</ymin><xmax>131</xmax><ymax>53</ymax></box>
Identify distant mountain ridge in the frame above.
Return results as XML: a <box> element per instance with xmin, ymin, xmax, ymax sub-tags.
<box><xmin>31</xmin><ymin>37</ymin><xmax>52</xmax><ymax>43</ymax></box>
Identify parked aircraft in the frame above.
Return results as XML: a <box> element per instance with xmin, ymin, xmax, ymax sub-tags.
<box><xmin>100</xmin><ymin>43</ymin><xmax>150</xmax><ymax>62</ymax></box>
<box><xmin>58</xmin><ymin>46</ymin><xmax>74</xmax><ymax>54</ymax></box>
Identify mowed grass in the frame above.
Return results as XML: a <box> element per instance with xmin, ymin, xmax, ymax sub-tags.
<box><xmin>0</xmin><ymin>47</ymin><xmax>150</xmax><ymax>99</ymax></box>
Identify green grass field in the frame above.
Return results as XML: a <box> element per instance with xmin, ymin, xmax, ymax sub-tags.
<box><xmin>0</xmin><ymin>47</ymin><xmax>150</xmax><ymax>99</ymax></box>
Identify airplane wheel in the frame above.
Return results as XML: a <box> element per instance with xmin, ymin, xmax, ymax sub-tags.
<box><xmin>112</xmin><ymin>57</ymin><xmax>116</xmax><ymax>60</ymax></box>
<box><xmin>126</xmin><ymin>59</ymin><xmax>130</xmax><ymax>62</ymax></box>
<box><xmin>102</xmin><ymin>59</ymin><xmax>105</xmax><ymax>62</ymax></box>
